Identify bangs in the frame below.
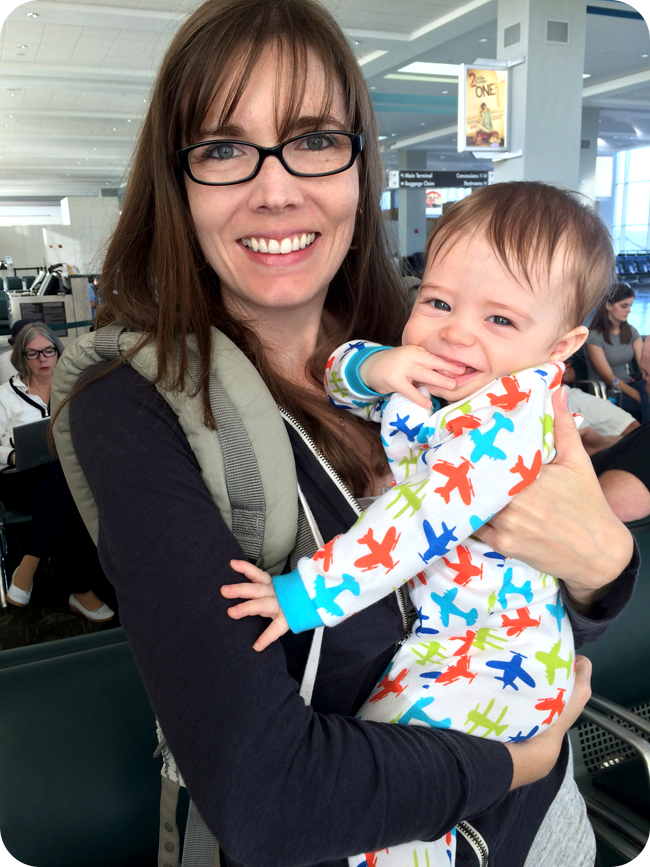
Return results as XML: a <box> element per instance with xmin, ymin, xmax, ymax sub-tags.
<box><xmin>174</xmin><ymin>4</ymin><xmax>358</xmax><ymax>149</ymax></box>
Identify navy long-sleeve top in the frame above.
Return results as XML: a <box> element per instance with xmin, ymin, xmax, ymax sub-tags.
<box><xmin>69</xmin><ymin>364</ymin><xmax>637</xmax><ymax>867</ymax></box>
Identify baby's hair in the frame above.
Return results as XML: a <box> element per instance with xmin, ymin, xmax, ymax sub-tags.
<box><xmin>424</xmin><ymin>181</ymin><xmax>615</xmax><ymax>328</ymax></box>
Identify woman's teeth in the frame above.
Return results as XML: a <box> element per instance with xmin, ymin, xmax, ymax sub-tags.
<box><xmin>241</xmin><ymin>233</ymin><xmax>316</xmax><ymax>254</ymax></box>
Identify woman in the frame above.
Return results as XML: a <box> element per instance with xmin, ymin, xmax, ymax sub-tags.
<box><xmin>586</xmin><ymin>282</ymin><xmax>650</xmax><ymax>423</ymax></box>
<box><xmin>59</xmin><ymin>1</ymin><xmax>635</xmax><ymax>865</ymax></box>
<box><xmin>2</xmin><ymin>322</ymin><xmax>114</xmax><ymax>621</ymax></box>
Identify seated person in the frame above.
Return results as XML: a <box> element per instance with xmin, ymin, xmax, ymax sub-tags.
<box><xmin>562</xmin><ymin>364</ymin><xmax>650</xmax><ymax>522</ymax></box>
<box><xmin>1</xmin><ymin>322</ymin><xmax>114</xmax><ymax>621</ymax></box>
<box><xmin>0</xmin><ymin>318</ymin><xmax>24</xmax><ymax>385</ymax></box>
<box><xmin>585</xmin><ymin>283</ymin><xmax>650</xmax><ymax>424</ymax></box>
<box><xmin>223</xmin><ymin>181</ymin><xmax>611</xmax><ymax>867</ymax></box>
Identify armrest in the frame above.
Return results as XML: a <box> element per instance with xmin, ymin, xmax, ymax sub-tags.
<box><xmin>572</xmin><ymin>380</ymin><xmax>608</xmax><ymax>400</ymax></box>
<box><xmin>580</xmin><ymin>704</ymin><xmax>650</xmax><ymax>782</ymax></box>
<box><xmin>588</xmin><ymin>694</ymin><xmax>650</xmax><ymax>739</ymax></box>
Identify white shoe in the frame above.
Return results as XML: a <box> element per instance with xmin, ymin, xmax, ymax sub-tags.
<box><xmin>6</xmin><ymin>568</ymin><xmax>32</xmax><ymax>607</ymax></box>
<box><xmin>68</xmin><ymin>593</ymin><xmax>115</xmax><ymax>623</ymax></box>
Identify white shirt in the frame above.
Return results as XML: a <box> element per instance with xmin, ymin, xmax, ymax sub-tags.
<box><xmin>0</xmin><ymin>376</ymin><xmax>49</xmax><ymax>467</ymax></box>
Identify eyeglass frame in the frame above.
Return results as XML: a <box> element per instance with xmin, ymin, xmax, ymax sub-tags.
<box><xmin>177</xmin><ymin>130</ymin><xmax>363</xmax><ymax>186</ymax></box>
<box><xmin>23</xmin><ymin>345</ymin><xmax>58</xmax><ymax>360</ymax></box>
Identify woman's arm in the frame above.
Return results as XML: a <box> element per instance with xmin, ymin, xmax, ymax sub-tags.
<box><xmin>70</xmin><ymin>365</ymin><xmax>521</xmax><ymax>867</ymax></box>
<box><xmin>475</xmin><ymin>387</ymin><xmax>635</xmax><ymax>615</ymax></box>
<box><xmin>587</xmin><ymin>344</ymin><xmax>640</xmax><ymax>402</ymax></box>
<box><xmin>633</xmin><ymin>337</ymin><xmax>644</xmax><ymax>373</ymax></box>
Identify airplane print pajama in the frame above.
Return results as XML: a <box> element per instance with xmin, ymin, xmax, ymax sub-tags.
<box><xmin>272</xmin><ymin>341</ymin><xmax>578</xmax><ymax>867</ymax></box>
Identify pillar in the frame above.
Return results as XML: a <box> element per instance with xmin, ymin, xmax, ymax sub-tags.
<box><xmin>493</xmin><ymin>0</ymin><xmax>587</xmax><ymax>190</ymax></box>
<box><xmin>579</xmin><ymin>107</ymin><xmax>600</xmax><ymax>202</ymax></box>
<box><xmin>398</xmin><ymin>150</ymin><xmax>427</xmax><ymax>257</ymax></box>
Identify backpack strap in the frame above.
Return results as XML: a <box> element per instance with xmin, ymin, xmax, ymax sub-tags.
<box><xmin>51</xmin><ymin>324</ymin><xmax>297</xmax><ymax>572</ymax></box>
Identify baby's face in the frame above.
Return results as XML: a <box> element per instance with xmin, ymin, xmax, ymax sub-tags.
<box><xmin>403</xmin><ymin>232</ymin><xmax>581</xmax><ymax>402</ymax></box>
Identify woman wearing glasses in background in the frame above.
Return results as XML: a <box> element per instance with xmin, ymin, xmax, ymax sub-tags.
<box><xmin>1</xmin><ymin>322</ymin><xmax>114</xmax><ymax>621</ymax></box>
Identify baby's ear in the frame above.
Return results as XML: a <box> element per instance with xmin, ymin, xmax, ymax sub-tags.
<box><xmin>548</xmin><ymin>325</ymin><xmax>588</xmax><ymax>362</ymax></box>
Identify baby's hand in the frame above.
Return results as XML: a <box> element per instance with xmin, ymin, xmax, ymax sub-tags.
<box><xmin>360</xmin><ymin>346</ymin><xmax>463</xmax><ymax>408</ymax></box>
<box><xmin>221</xmin><ymin>560</ymin><xmax>289</xmax><ymax>651</ymax></box>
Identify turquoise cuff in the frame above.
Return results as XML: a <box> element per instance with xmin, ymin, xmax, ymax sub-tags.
<box><xmin>344</xmin><ymin>346</ymin><xmax>392</xmax><ymax>398</ymax></box>
<box><xmin>273</xmin><ymin>570</ymin><xmax>325</xmax><ymax>633</ymax></box>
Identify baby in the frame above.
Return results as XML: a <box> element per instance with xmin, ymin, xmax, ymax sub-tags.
<box><xmin>223</xmin><ymin>181</ymin><xmax>614</xmax><ymax>867</ymax></box>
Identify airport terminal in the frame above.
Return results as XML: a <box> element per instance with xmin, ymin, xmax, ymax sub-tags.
<box><xmin>0</xmin><ymin>0</ymin><xmax>649</xmax><ymax>865</ymax></box>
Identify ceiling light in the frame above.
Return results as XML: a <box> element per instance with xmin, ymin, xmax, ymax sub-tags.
<box><xmin>127</xmin><ymin>119</ymin><xmax>132</xmax><ymax>123</ymax></box>
<box><xmin>391</xmin><ymin>133</ymin><xmax>396</xmax><ymax>136</ymax></box>
<box><xmin>358</xmin><ymin>50</ymin><xmax>387</xmax><ymax>66</ymax></box>
<box><xmin>583</xmin><ymin>73</ymin><xmax>591</xmax><ymax>79</ymax></box>
<box><xmin>26</xmin><ymin>11</ymin><xmax>38</xmax><ymax>17</ymax></box>
<box><xmin>112</xmin><ymin>127</ymin><xmax>117</xmax><ymax>131</ymax></box>
<box><xmin>9</xmin><ymin>93</ymin><xmax>15</xmax><ymax>97</ymax></box>
<box><xmin>353</xmin><ymin>39</ymin><xmax>361</xmax><ymax>45</ymax></box>
<box><xmin>370</xmin><ymin>86</ymin><xmax>376</xmax><ymax>90</ymax></box>
<box><xmin>386</xmin><ymin>74</ymin><xmax>457</xmax><ymax>83</ymax></box>
<box><xmin>441</xmin><ymin>90</ymin><xmax>449</xmax><ymax>94</ymax></box>
<box><xmin>641</xmin><ymin>54</ymin><xmax>649</xmax><ymax>58</ymax></box>
<box><xmin>8</xmin><ymin>115</ymin><xmax>13</xmax><ymax>118</ymax></box>
<box><xmin>478</xmin><ymin>37</ymin><xmax>489</xmax><ymax>42</ymax></box>
<box><xmin>398</xmin><ymin>62</ymin><xmax>459</xmax><ymax>77</ymax></box>
<box><xmin>16</xmin><ymin>44</ymin><xmax>27</xmax><ymax>49</ymax></box>
<box><xmin>378</xmin><ymin>135</ymin><xmax>387</xmax><ymax>140</ymax></box>
<box><xmin>421</xmin><ymin>122</ymin><xmax>426</xmax><ymax>126</ymax></box>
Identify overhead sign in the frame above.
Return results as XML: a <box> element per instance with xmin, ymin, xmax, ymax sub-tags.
<box><xmin>458</xmin><ymin>65</ymin><xmax>509</xmax><ymax>153</ymax></box>
<box><xmin>399</xmin><ymin>170</ymin><xmax>488</xmax><ymax>189</ymax></box>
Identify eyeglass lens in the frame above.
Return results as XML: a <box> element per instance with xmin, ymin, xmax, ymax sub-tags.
<box><xmin>24</xmin><ymin>346</ymin><xmax>57</xmax><ymax>359</ymax></box>
<box><xmin>188</xmin><ymin>133</ymin><xmax>353</xmax><ymax>184</ymax></box>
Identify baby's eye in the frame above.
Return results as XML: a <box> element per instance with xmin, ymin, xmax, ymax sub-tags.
<box><xmin>430</xmin><ymin>299</ymin><xmax>451</xmax><ymax>311</ymax></box>
<box><xmin>489</xmin><ymin>315</ymin><xmax>513</xmax><ymax>327</ymax></box>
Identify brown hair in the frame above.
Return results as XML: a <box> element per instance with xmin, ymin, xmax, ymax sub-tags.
<box><xmin>424</xmin><ymin>181</ymin><xmax>615</xmax><ymax>328</ymax></box>
<box><xmin>589</xmin><ymin>281</ymin><xmax>635</xmax><ymax>345</ymax></box>
<box><xmin>89</xmin><ymin>0</ymin><xmax>409</xmax><ymax>496</ymax></box>
<box><xmin>11</xmin><ymin>322</ymin><xmax>63</xmax><ymax>379</ymax></box>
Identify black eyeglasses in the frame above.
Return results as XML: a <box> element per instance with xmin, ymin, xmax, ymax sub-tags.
<box><xmin>178</xmin><ymin>131</ymin><xmax>363</xmax><ymax>186</ymax></box>
<box><xmin>23</xmin><ymin>346</ymin><xmax>58</xmax><ymax>360</ymax></box>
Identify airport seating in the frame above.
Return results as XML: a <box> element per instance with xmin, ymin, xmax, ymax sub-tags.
<box><xmin>615</xmin><ymin>252</ymin><xmax>650</xmax><ymax>286</ymax></box>
<box><xmin>0</xmin><ymin>628</ymin><xmax>169</xmax><ymax>867</ymax></box>
<box><xmin>570</xmin><ymin>524</ymin><xmax>650</xmax><ymax>865</ymax></box>
<box><xmin>1</xmin><ymin>276</ymin><xmax>22</xmax><ymax>292</ymax></box>
<box><xmin>0</xmin><ymin>291</ymin><xmax>11</xmax><ymax>336</ymax></box>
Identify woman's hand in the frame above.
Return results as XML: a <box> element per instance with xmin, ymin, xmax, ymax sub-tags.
<box><xmin>506</xmin><ymin>656</ymin><xmax>592</xmax><ymax>790</ymax></box>
<box><xmin>474</xmin><ymin>388</ymin><xmax>633</xmax><ymax>612</ymax></box>
<box><xmin>359</xmin><ymin>346</ymin><xmax>464</xmax><ymax>409</ymax></box>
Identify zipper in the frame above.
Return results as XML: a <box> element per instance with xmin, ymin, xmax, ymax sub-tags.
<box><xmin>457</xmin><ymin>821</ymin><xmax>489</xmax><ymax>867</ymax></box>
<box><xmin>279</xmin><ymin>407</ymin><xmax>361</xmax><ymax>517</ymax></box>
<box><xmin>280</xmin><ymin>407</ymin><xmax>411</xmax><ymax>638</ymax></box>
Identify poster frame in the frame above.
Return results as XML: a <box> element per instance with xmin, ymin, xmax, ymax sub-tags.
<box><xmin>457</xmin><ymin>63</ymin><xmax>510</xmax><ymax>154</ymax></box>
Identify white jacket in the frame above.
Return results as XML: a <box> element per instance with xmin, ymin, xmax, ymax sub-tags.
<box><xmin>0</xmin><ymin>376</ymin><xmax>49</xmax><ymax>467</ymax></box>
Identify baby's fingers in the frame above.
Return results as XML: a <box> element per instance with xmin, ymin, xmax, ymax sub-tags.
<box><xmin>226</xmin><ymin>596</ymin><xmax>281</xmax><ymax>620</ymax></box>
<box><xmin>229</xmin><ymin>558</ymin><xmax>273</xmax><ymax>585</ymax></box>
<box><xmin>253</xmin><ymin>615</ymin><xmax>290</xmax><ymax>652</ymax></box>
<box><xmin>221</xmin><ymin>581</ymin><xmax>274</xmax><ymax>600</ymax></box>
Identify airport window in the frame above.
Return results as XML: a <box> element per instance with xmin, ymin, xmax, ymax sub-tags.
<box><xmin>612</xmin><ymin>147</ymin><xmax>650</xmax><ymax>253</ymax></box>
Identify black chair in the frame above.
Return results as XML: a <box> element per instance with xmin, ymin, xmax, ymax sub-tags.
<box><xmin>570</xmin><ymin>524</ymin><xmax>650</xmax><ymax>864</ymax></box>
<box><xmin>567</xmin><ymin>346</ymin><xmax>608</xmax><ymax>399</ymax></box>
<box><xmin>0</xmin><ymin>501</ymin><xmax>33</xmax><ymax>608</ymax></box>
<box><xmin>0</xmin><ymin>629</ymin><xmax>166</xmax><ymax>866</ymax></box>
<box><xmin>0</xmin><ymin>291</ymin><xmax>11</xmax><ymax>337</ymax></box>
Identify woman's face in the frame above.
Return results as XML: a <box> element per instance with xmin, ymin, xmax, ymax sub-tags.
<box><xmin>185</xmin><ymin>47</ymin><xmax>360</xmax><ymax>321</ymax></box>
<box><xmin>606</xmin><ymin>295</ymin><xmax>634</xmax><ymax>326</ymax></box>
<box><xmin>24</xmin><ymin>334</ymin><xmax>58</xmax><ymax>379</ymax></box>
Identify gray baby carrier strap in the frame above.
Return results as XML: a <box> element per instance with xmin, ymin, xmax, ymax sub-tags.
<box><xmin>51</xmin><ymin>324</ymin><xmax>321</xmax><ymax>867</ymax></box>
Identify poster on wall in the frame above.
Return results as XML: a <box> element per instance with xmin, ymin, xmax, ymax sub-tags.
<box><xmin>425</xmin><ymin>190</ymin><xmax>442</xmax><ymax>217</ymax></box>
<box><xmin>458</xmin><ymin>65</ymin><xmax>509</xmax><ymax>153</ymax></box>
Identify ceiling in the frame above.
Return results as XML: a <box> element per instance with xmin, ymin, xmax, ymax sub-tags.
<box><xmin>0</xmin><ymin>0</ymin><xmax>648</xmax><ymax>199</ymax></box>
